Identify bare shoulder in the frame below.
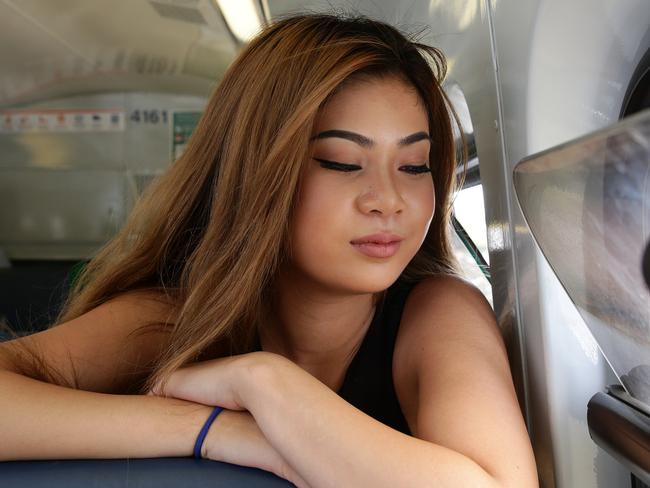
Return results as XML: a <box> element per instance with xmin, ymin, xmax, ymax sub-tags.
<box><xmin>46</xmin><ymin>289</ymin><xmax>177</xmax><ymax>342</ymax></box>
<box><xmin>396</xmin><ymin>275</ymin><xmax>503</xmax><ymax>364</ymax></box>
<box><xmin>392</xmin><ymin>276</ymin><xmax>503</xmax><ymax>413</ymax></box>
<box><xmin>392</xmin><ymin>275</ymin><xmax>538</xmax><ymax>486</ymax></box>
<box><xmin>0</xmin><ymin>289</ymin><xmax>177</xmax><ymax>393</ymax></box>
<box><xmin>92</xmin><ymin>289</ymin><xmax>178</xmax><ymax>328</ymax></box>
<box><xmin>406</xmin><ymin>274</ymin><xmax>495</xmax><ymax>322</ymax></box>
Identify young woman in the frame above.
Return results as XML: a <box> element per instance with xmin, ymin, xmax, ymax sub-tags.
<box><xmin>0</xmin><ymin>13</ymin><xmax>538</xmax><ymax>488</ymax></box>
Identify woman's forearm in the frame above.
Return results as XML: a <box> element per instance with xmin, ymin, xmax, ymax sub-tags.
<box><xmin>0</xmin><ymin>368</ymin><xmax>304</xmax><ymax>485</ymax></box>
<box><xmin>239</xmin><ymin>357</ymin><xmax>499</xmax><ymax>488</ymax></box>
<box><xmin>206</xmin><ymin>409</ymin><xmax>311</xmax><ymax>487</ymax></box>
<box><xmin>0</xmin><ymin>369</ymin><xmax>212</xmax><ymax>461</ymax></box>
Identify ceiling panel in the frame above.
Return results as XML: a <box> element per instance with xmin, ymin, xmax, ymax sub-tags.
<box><xmin>0</xmin><ymin>0</ymin><xmax>238</xmax><ymax>106</ymax></box>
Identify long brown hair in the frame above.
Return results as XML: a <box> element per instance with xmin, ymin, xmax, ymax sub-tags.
<box><xmin>12</xmin><ymin>13</ymin><xmax>463</xmax><ymax>393</ymax></box>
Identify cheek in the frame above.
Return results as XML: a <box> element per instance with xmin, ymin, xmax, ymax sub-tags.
<box><xmin>287</xmin><ymin>173</ymin><xmax>437</xmax><ymax>292</ymax></box>
<box><xmin>411</xmin><ymin>180</ymin><xmax>436</xmax><ymax>243</ymax></box>
<box><xmin>423</xmin><ymin>182</ymin><xmax>435</xmax><ymax>217</ymax></box>
<box><xmin>290</xmin><ymin>178</ymin><xmax>346</xmax><ymax>264</ymax></box>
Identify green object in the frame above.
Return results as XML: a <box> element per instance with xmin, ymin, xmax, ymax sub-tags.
<box><xmin>172</xmin><ymin>111</ymin><xmax>202</xmax><ymax>160</ymax></box>
<box><xmin>452</xmin><ymin>215</ymin><xmax>491</xmax><ymax>282</ymax></box>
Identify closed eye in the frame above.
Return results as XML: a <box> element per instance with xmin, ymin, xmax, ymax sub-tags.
<box><xmin>314</xmin><ymin>158</ymin><xmax>431</xmax><ymax>175</ymax></box>
<box><xmin>314</xmin><ymin>158</ymin><xmax>361</xmax><ymax>172</ymax></box>
<box><xmin>400</xmin><ymin>164</ymin><xmax>431</xmax><ymax>175</ymax></box>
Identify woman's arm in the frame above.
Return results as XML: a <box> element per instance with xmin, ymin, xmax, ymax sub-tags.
<box><xmin>238</xmin><ymin>279</ymin><xmax>538</xmax><ymax>487</ymax></box>
<box><xmin>392</xmin><ymin>277</ymin><xmax>539</xmax><ymax>487</ymax></box>
<box><xmin>0</xmin><ymin>368</ymin><xmax>305</xmax><ymax>486</ymax></box>
<box><xmin>240</xmin><ymin>356</ymin><xmax>502</xmax><ymax>488</ymax></box>
<box><xmin>0</xmin><ymin>292</ymin><xmax>209</xmax><ymax>460</ymax></box>
<box><xmin>0</xmin><ymin>368</ymin><xmax>211</xmax><ymax>460</ymax></box>
<box><xmin>1</xmin><ymin>344</ymin><xmax>305</xmax><ymax>484</ymax></box>
<box><xmin>0</xmin><ymin>293</ymin><xmax>301</xmax><ymax>483</ymax></box>
<box><xmin>205</xmin><ymin>408</ymin><xmax>310</xmax><ymax>487</ymax></box>
<box><xmin>154</xmin><ymin>280</ymin><xmax>538</xmax><ymax>487</ymax></box>
<box><xmin>154</xmin><ymin>351</ymin><xmax>504</xmax><ymax>487</ymax></box>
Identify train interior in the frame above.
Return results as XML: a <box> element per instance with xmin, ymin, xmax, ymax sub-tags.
<box><xmin>0</xmin><ymin>1</ymin><xmax>648</xmax><ymax>486</ymax></box>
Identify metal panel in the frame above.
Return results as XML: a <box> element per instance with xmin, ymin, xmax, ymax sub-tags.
<box><xmin>492</xmin><ymin>0</ymin><xmax>650</xmax><ymax>486</ymax></box>
<box><xmin>588</xmin><ymin>390</ymin><xmax>650</xmax><ymax>485</ymax></box>
<box><xmin>0</xmin><ymin>94</ymin><xmax>127</xmax><ymax>170</ymax></box>
<box><xmin>0</xmin><ymin>92</ymin><xmax>207</xmax><ymax>260</ymax></box>
<box><xmin>0</xmin><ymin>169</ymin><xmax>125</xmax><ymax>259</ymax></box>
<box><xmin>0</xmin><ymin>0</ymin><xmax>236</xmax><ymax>106</ymax></box>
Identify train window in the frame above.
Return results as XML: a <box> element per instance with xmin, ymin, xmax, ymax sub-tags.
<box><xmin>454</xmin><ymin>184</ymin><xmax>489</xmax><ymax>265</ymax></box>
<box><xmin>445</xmin><ymin>81</ymin><xmax>492</xmax><ymax>305</ymax></box>
<box><xmin>452</xmin><ymin>185</ymin><xmax>492</xmax><ymax>306</ymax></box>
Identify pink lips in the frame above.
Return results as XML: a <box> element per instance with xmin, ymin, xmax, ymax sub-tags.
<box><xmin>350</xmin><ymin>233</ymin><xmax>404</xmax><ymax>258</ymax></box>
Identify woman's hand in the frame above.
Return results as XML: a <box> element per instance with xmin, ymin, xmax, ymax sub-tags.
<box><xmin>149</xmin><ymin>351</ymin><xmax>278</xmax><ymax>411</ymax></box>
<box><xmin>206</xmin><ymin>409</ymin><xmax>310</xmax><ymax>488</ymax></box>
<box><xmin>148</xmin><ymin>352</ymin><xmax>310</xmax><ymax>486</ymax></box>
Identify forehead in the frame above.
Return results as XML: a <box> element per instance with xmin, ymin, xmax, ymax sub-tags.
<box><xmin>313</xmin><ymin>76</ymin><xmax>429</xmax><ymax>136</ymax></box>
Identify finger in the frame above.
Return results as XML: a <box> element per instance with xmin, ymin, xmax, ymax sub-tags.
<box><xmin>155</xmin><ymin>364</ymin><xmax>223</xmax><ymax>405</ymax></box>
<box><xmin>147</xmin><ymin>356</ymin><xmax>247</xmax><ymax>410</ymax></box>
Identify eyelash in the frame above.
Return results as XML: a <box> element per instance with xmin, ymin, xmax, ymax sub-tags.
<box><xmin>314</xmin><ymin>158</ymin><xmax>431</xmax><ymax>175</ymax></box>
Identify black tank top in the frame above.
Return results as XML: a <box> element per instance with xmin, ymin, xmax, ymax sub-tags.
<box><xmin>254</xmin><ymin>279</ymin><xmax>415</xmax><ymax>435</ymax></box>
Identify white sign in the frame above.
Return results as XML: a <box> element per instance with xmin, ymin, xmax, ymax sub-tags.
<box><xmin>0</xmin><ymin>109</ymin><xmax>125</xmax><ymax>134</ymax></box>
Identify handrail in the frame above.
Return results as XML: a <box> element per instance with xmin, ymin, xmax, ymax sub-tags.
<box><xmin>587</xmin><ymin>390</ymin><xmax>650</xmax><ymax>485</ymax></box>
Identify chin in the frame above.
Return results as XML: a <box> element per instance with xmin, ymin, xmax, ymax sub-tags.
<box><xmin>293</xmin><ymin>250</ymin><xmax>411</xmax><ymax>294</ymax></box>
<box><xmin>340</xmin><ymin>268</ymin><xmax>404</xmax><ymax>294</ymax></box>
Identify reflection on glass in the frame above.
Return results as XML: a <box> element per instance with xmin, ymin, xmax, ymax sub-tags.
<box><xmin>514</xmin><ymin>109</ymin><xmax>650</xmax><ymax>406</ymax></box>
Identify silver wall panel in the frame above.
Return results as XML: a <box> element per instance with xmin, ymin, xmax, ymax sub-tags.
<box><xmin>1</xmin><ymin>94</ymin><xmax>126</xmax><ymax>170</ymax></box>
<box><xmin>492</xmin><ymin>0</ymin><xmax>649</xmax><ymax>486</ymax></box>
<box><xmin>0</xmin><ymin>169</ymin><xmax>125</xmax><ymax>259</ymax></box>
<box><xmin>0</xmin><ymin>92</ymin><xmax>206</xmax><ymax>260</ymax></box>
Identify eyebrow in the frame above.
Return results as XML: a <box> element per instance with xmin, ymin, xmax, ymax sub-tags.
<box><xmin>310</xmin><ymin>129</ymin><xmax>431</xmax><ymax>148</ymax></box>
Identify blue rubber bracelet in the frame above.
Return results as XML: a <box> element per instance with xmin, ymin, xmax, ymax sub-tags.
<box><xmin>193</xmin><ymin>406</ymin><xmax>224</xmax><ymax>459</ymax></box>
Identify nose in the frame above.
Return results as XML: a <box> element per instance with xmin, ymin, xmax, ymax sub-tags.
<box><xmin>356</xmin><ymin>169</ymin><xmax>405</xmax><ymax>216</ymax></box>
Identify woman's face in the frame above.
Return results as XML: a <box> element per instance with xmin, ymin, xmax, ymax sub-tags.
<box><xmin>288</xmin><ymin>76</ymin><xmax>435</xmax><ymax>294</ymax></box>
